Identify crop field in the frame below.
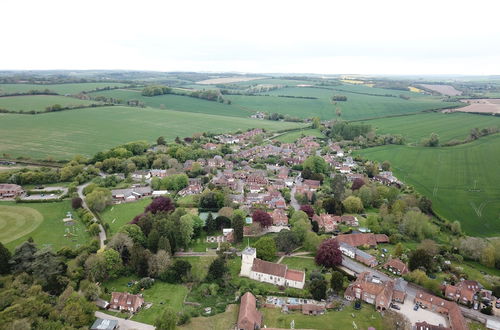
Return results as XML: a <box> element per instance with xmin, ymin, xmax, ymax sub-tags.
<box><xmin>457</xmin><ymin>99</ymin><xmax>500</xmax><ymax>114</ymax></box>
<box><xmin>0</xmin><ymin>82</ymin><xmax>129</xmax><ymax>95</ymax></box>
<box><xmin>274</xmin><ymin>128</ymin><xmax>325</xmax><ymax>143</ymax></box>
<box><xmin>356</xmin><ymin>134</ymin><xmax>500</xmax><ymax>236</ymax></box>
<box><xmin>0</xmin><ymin>95</ymin><xmax>97</xmax><ymax>111</ymax></box>
<box><xmin>1</xmin><ymin>201</ymin><xmax>89</xmax><ymax>250</ymax></box>
<box><xmin>0</xmin><ymin>106</ymin><xmax>303</xmax><ymax>159</ymax></box>
<box><xmin>196</xmin><ymin>76</ymin><xmax>265</xmax><ymax>84</ymax></box>
<box><xmin>101</xmin><ymin>198</ymin><xmax>151</xmax><ymax>234</ymax></box>
<box><xmin>229</xmin><ymin>86</ymin><xmax>458</xmax><ymax>120</ymax></box>
<box><xmin>91</xmin><ymin>89</ymin><xmax>253</xmax><ymax>118</ymax></box>
<box><xmin>419</xmin><ymin>84</ymin><xmax>462</xmax><ymax>96</ymax></box>
<box><xmin>362</xmin><ymin>112</ymin><xmax>500</xmax><ymax>144</ymax></box>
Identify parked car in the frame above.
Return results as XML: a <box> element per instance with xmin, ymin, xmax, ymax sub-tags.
<box><xmin>495</xmin><ymin>299</ymin><xmax>500</xmax><ymax>309</ymax></box>
<box><xmin>382</xmin><ymin>248</ymin><xmax>388</xmax><ymax>253</ymax></box>
<box><xmin>414</xmin><ymin>304</ymin><xmax>419</xmax><ymax>311</ymax></box>
<box><xmin>390</xmin><ymin>303</ymin><xmax>400</xmax><ymax>310</ymax></box>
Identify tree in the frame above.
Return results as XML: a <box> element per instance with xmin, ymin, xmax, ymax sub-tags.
<box><xmin>71</xmin><ymin>197</ymin><xmax>83</xmax><ymax>209</ymax></box>
<box><xmin>177</xmin><ymin>214</ymin><xmax>195</xmax><ymax>249</ymax></box>
<box><xmin>303</xmin><ymin>231</ymin><xmax>322</xmax><ymax>252</ymax></box>
<box><xmin>88</xmin><ymin>223</ymin><xmax>100</xmax><ymax>236</ymax></box>
<box><xmin>148</xmin><ymin>250</ymin><xmax>171</xmax><ymax>278</ymax></box>
<box><xmin>394</xmin><ymin>243</ymin><xmax>404</xmax><ymax>257</ymax></box>
<box><xmin>315</xmin><ymin>239</ymin><xmax>342</xmax><ymax>268</ymax></box>
<box><xmin>358</xmin><ymin>186</ymin><xmax>373</xmax><ymax>208</ymax></box>
<box><xmin>401</xmin><ymin>210</ymin><xmax>437</xmax><ymax>241</ymax></box>
<box><xmin>158</xmin><ymin>236</ymin><xmax>172</xmax><ymax>255</ymax></box>
<box><xmin>205</xmin><ymin>212</ymin><xmax>217</xmax><ymax>234</ymax></box>
<box><xmin>342</xmin><ymin>196</ymin><xmax>363</xmax><ymax>214</ymax></box>
<box><xmin>157</xmin><ymin>136</ymin><xmax>166</xmax><ymax>145</ymax></box>
<box><xmin>252</xmin><ymin>210</ymin><xmax>272</xmax><ymax>228</ymax></box>
<box><xmin>292</xmin><ymin>218</ymin><xmax>312</xmax><ymax>242</ymax></box>
<box><xmin>80</xmin><ymin>279</ymin><xmax>101</xmax><ymax>301</ymax></box>
<box><xmin>162</xmin><ymin>259</ymin><xmax>192</xmax><ymax>283</ymax></box>
<box><xmin>330</xmin><ymin>271</ymin><xmax>344</xmax><ymax>293</ymax></box>
<box><xmin>254</xmin><ymin>236</ymin><xmax>277</xmax><ymax>261</ymax></box>
<box><xmin>331</xmin><ymin>174</ymin><xmax>347</xmax><ymax>202</ymax></box>
<box><xmin>10</xmin><ymin>241</ymin><xmax>37</xmax><ymax>273</ymax></box>
<box><xmin>481</xmin><ymin>245</ymin><xmax>496</xmax><ymax>268</ymax></box>
<box><xmin>199</xmin><ymin>190</ymin><xmax>224</xmax><ymax>210</ymax></box>
<box><xmin>311</xmin><ymin>117</ymin><xmax>321</xmax><ymax>129</ymax></box>
<box><xmin>155</xmin><ymin>307</ymin><xmax>178</xmax><ymax>330</ymax></box>
<box><xmin>450</xmin><ymin>221</ymin><xmax>462</xmax><ymax>235</ymax></box>
<box><xmin>381</xmin><ymin>161</ymin><xmax>391</xmax><ymax>171</ymax></box>
<box><xmin>418</xmin><ymin>196</ymin><xmax>433</xmax><ymax>214</ymax></box>
<box><xmin>145</xmin><ymin>196</ymin><xmax>175</xmax><ymax>214</ymax></box>
<box><xmin>408</xmin><ymin>249</ymin><xmax>433</xmax><ymax>271</ymax></box>
<box><xmin>276</xmin><ymin>230</ymin><xmax>300</xmax><ymax>254</ymax></box>
<box><xmin>218</xmin><ymin>207</ymin><xmax>234</xmax><ymax>218</ymax></box>
<box><xmin>351</xmin><ymin>178</ymin><xmax>365</xmax><ymax>190</ymax></box>
<box><xmin>0</xmin><ymin>242</ymin><xmax>11</xmax><ymax>274</ymax></box>
<box><xmin>300</xmin><ymin>205</ymin><xmax>315</xmax><ymax>219</ymax></box>
<box><xmin>309</xmin><ymin>272</ymin><xmax>327</xmax><ymax>300</ymax></box>
<box><xmin>85</xmin><ymin>188</ymin><xmax>112</xmax><ymax>212</ymax></box>
<box><xmin>322</xmin><ymin>197</ymin><xmax>340</xmax><ymax>215</ymax></box>
<box><xmin>303</xmin><ymin>155</ymin><xmax>328</xmax><ymax>175</ymax></box>
<box><xmin>423</xmin><ymin>133</ymin><xmax>439</xmax><ymax>147</ymax></box>
<box><xmin>206</xmin><ymin>257</ymin><xmax>228</xmax><ymax>283</ymax></box>
<box><xmin>215</xmin><ymin>215</ymin><xmax>231</xmax><ymax>230</ymax></box>
<box><xmin>232</xmin><ymin>213</ymin><xmax>245</xmax><ymax>243</ymax></box>
<box><xmin>148</xmin><ymin>229</ymin><xmax>160</xmax><ymax>253</ymax></box>
<box><xmin>419</xmin><ymin>239</ymin><xmax>439</xmax><ymax>257</ymax></box>
<box><xmin>119</xmin><ymin>224</ymin><xmax>146</xmax><ymax>246</ymax></box>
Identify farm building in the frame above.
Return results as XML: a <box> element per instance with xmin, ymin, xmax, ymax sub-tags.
<box><xmin>240</xmin><ymin>247</ymin><xmax>305</xmax><ymax>289</ymax></box>
<box><xmin>109</xmin><ymin>292</ymin><xmax>144</xmax><ymax>313</ymax></box>
<box><xmin>237</xmin><ymin>292</ymin><xmax>262</xmax><ymax>330</ymax></box>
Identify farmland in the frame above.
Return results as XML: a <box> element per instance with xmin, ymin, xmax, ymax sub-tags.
<box><xmin>0</xmin><ymin>82</ymin><xmax>129</xmax><ymax>95</ymax></box>
<box><xmin>457</xmin><ymin>99</ymin><xmax>500</xmax><ymax>114</ymax></box>
<box><xmin>356</xmin><ymin>134</ymin><xmax>500</xmax><ymax>236</ymax></box>
<box><xmin>362</xmin><ymin>112</ymin><xmax>500</xmax><ymax>144</ymax></box>
<box><xmin>0</xmin><ymin>95</ymin><xmax>97</xmax><ymax>112</ymax></box>
<box><xmin>0</xmin><ymin>106</ymin><xmax>303</xmax><ymax>159</ymax></box>
<box><xmin>419</xmin><ymin>84</ymin><xmax>462</xmax><ymax>96</ymax></box>
<box><xmin>0</xmin><ymin>201</ymin><xmax>89</xmax><ymax>251</ymax></box>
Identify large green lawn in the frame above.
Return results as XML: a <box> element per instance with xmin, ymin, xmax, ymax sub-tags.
<box><xmin>100</xmin><ymin>198</ymin><xmax>151</xmax><ymax>234</ymax></box>
<box><xmin>261</xmin><ymin>303</ymin><xmax>384</xmax><ymax>330</ymax></box>
<box><xmin>102</xmin><ymin>276</ymin><xmax>188</xmax><ymax>325</ymax></box>
<box><xmin>228</xmin><ymin>85</ymin><xmax>459</xmax><ymax>121</ymax></box>
<box><xmin>0</xmin><ymin>82</ymin><xmax>129</xmax><ymax>95</ymax></box>
<box><xmin>361</xmin><ymin>112</ymin><xmax>500</xmax><ymax>145</ymax></box>
<box><xmin>0</xmin><ymin>95</ymin><xmax>97</xmax><ymax>111</ymax></box>
<box><xmin>356</xmin><ymin>134</ymin><xmax>500</xmax><ymax>236</ymax></box>
<box><xmin>91</xmin><ymin>89</ymin><xmax>254</xmax><ymax>118</ymax></box>
<box><xmin>1</xmin><ymin>201</ymin><xmax>90</xmax><ymax>251</ymax></box>
<box><xmin>0</xmin><ymin>106</ymin><xmax>302</xmax><ymax>159</ymax></box>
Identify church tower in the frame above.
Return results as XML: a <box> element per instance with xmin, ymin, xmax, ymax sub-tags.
<box><xmin>240</xmin><ymin>247</ymin><xmax>256</xmax><ymax>277</ymax></box>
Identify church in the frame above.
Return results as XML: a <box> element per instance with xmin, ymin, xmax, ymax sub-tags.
<box><xmin>240</xmin><ymin>247</ymin><xmax>305</xmax><ymax>289</ymax></box>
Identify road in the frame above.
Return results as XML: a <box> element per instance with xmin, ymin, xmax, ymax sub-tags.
<box><xmin>95</xmin><ymin>311</ymin><xmax>154</xmax><ymax>330</ymax></box>
<box><xmin>290</xmin><ymin>174</ymin><xmax>302</xmax><ymax>211</ymax></box>
<box><xmin>77</xmin><ymin>181</ymin><xmax>107</xmax><ymax>249</ymax></box>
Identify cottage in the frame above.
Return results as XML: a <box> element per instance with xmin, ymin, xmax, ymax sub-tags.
<box><xmin>341</xmin><ymin>215</ymin><xmax>359</xmax><ymax>227</ymax></box>
<box><xmin>383</xmin><ymin>258</ymin><xmax>409</xmax><ymax>275</ymax></box>
<box><xmin>0</xmin><ymin>184</ymin><xmax>23</xmax><ymax>198</ymax></box>
<box><xmin>312</xmin><ymin>214</ymin><xmax>339</xmax><ymax>233</ymax></box>
<box><xmin>149</xmin><ymin>169</ymin><xmax>167</xmax><ymax>178</ymax></box>
<box><xmin>270</xmin><ymin>209</ymin><xmax>288</xmax><ymax>226</ymax></box>
<box><xmin>237</xmin><ymin>292</ymin><xmax>262</xmax><ymax>330</ymax></box>
<box><xmin>444</xmin><ymin>280</ymin><xmax>482</xmax><ymax>306</ymax></box>
<box><xmin>335</xmin><ymin>233</ymin><xmax>389</xmax><ymax>248</ymax></box>
<box><xmin>109</xmin><ymin>292</ymin><xmax>144</xmax><ymax>313</ymax></box>
<box><xmin>240</xmin><ymin>247</ymin><xmax>305</xmax><ymax>289</ymax></box>
<box><xmin>414</xmin><ymin>291</ymin><xmax>467</xmax><ymax>330</ymax></box>
<box><xmin>111</xmin><ymin>187</ymin><xmax>152</xmax><ymax>202</ymax></box>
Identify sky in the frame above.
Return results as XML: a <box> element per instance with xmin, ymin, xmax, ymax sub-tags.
<box><xmin>2</xmin><ymin>0</ymin><xmax>500</xmax><ymax>75</ymax></box>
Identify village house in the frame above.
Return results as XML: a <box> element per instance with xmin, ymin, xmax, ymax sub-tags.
<box><xmin>240</xmin><ymin>247</ymin><xmax>305</xmax><ymax>289</ymax></box>
<box><xmin>443</xmin><ymin>280</ymin><xmax>482</xmax><ymax>306</ymax></box>
<box><xmin>344</xmin><ymin>272</ymin><xmax>407</xmax><ymax>311</ymax></box>
<box><xmin>237</xmin><ymin>292</ymin><xmax>262</xmax><ymax>330</ymax></box>
<box><xmin>0</xmin><ymin>184</ymin><xmax>24</xmax><ymax>198</ymax></box>
<box><xmin>415</xmin><ymin>321</ymin><xmax>451</xmax><ymax>330</ymax></box>
<box><xmin>149</xmin><ymin>169</ymin><xmax>167</xmax><ymax>178</ymax></box>
<box><xmin>111</xmin><ymin>187</ymin><xmax>152</xmax><ymax>202</ymax></box>
<box><xmin>383</xmin><ymin>258</ymin><xmax>409</xmax><ymax>275</ymax></box>
<box><xmin>335</xmin><ymin>233</ymin><xmax>389</xmax><ymax>248</ymax></box>
<box><xmin>203</xmin><ymin>142</ymin><xmax>218</xmax><ymax>150</ymax></box>
<box><xmin>109</xmin><ymin>292</ymin><xmax>144</xmax><ymax>313</ymax></box>
<box><xmin>312</xmin><ymin>214</ymin><xmax>339</xmax><ymax>233</ymax></box>
<box><xmin>269</xmin><ymin>209</ymin><xmax>288</xmax><ymax>226</ymax></box>
<box><xmin>177</xmin><ymin>183</ymin><xmax>203</xmax><ymax>196</ymax></box>
<box><xmin>414</xmin><ymin>291</ymin><xmax>467</xmax><ymax>330</ymax></box>
<box><xmin>338</xmin><ymin>242</ymin><xmax>378</xmax><ymax>267</ymax></box>
<box><xmin>341</xmin><ymin>215</ymin><xmax>359</xmax><ymax>226</ymax></box>
<box><xmin>303</xmin><ymin>179</ymin><xmax>320</xmax><ymax>191</ymax></box>
<box><xmin>131</xmin><ymin>171</ymin><xmax>151</xmax><ymax>181</ymax></box>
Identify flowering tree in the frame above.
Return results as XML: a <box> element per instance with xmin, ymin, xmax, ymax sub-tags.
<box><xmin>315</xmin><ymin>239</ymin><xmax>342</xmax><ymax>268</ymax></box>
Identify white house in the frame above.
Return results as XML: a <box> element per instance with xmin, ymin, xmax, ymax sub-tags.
<box><xmin>240</xmin><ymin>247</ymin><xmax>305</xmax><ymax>289</ymax></box>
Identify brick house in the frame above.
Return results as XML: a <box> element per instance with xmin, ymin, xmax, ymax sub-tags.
<box><xmin>270</xmin><ymin>209</ymin><xmax>288</xmax><ymax>226</ymax></box>
<box><xmin>335</xmin><ymin>233</ymin><xmax>389</xmax><ymax>248</ymax></box>
<box><xmin>109</xmin><ymin>292</ymin><xmax>144</xmax><ymax>313</ymax></box>
<box><xmin>414</xmin><ymin>291</ymin><xmax>467</xmax><ymax>330</ymax></box>
<box><xmin>383</xmin><ymin>258</ymin><xmax>409</xmax><ymax>275</ymax></box>
<box><xmin>0</xmin><ymin>184</ymin><xmax>23</xmax><ymax>198</ymax></box>
<box><xmin>312</xmin><ymin>214</ymin><xmax>339</xmax><ymax>233</ymax></box>
<box><xmin>237</xmin><ymin>292</ymin><xmax>262</xmax><ymax>330</ymax></box>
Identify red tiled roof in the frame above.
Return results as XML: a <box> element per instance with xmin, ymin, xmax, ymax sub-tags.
<box><xmin>238</xmin><ymin>292</ymin><xmax>262</xmax><ymax>330</ymax></box>
<box><xmin>384</xmin><ymin>258</ymin><xmax>408</xmax><ymax>274</ymax></box>
<box><xmin>285</xmin><ymin>269</ymin><xmax>305</xmax><ymax>282</ymax></box>
<box><xmin>251</xmin><ymin>258</ymin><xmax>287</xmax><ymax>277</ymax></box>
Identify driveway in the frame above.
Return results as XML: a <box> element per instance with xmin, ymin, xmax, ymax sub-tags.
<box><xmin>77</xmin><ymin>181</ymin><xmax>107</xmax><ymax>249</ymax></box>
<box><xmin>95</xmin><ymin>311</ymin><xmax>154</xmax><ymax>330</ymax></box>
<box><xmin>21</xmin><ymin>186</ymin><xmax>68</xmax><ymax>200</ymax></box>
<box><xmin>396</xmin><ymin>299</ymin><xmax>448</xmax><ymax>328</ymax></box>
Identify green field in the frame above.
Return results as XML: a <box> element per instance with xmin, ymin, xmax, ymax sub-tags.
<box><xmin>361</xmin><ymin>112</ymin><xmax>500</xmax><ymax>144</ymax></box>
<box><xmin>91</xmin><ymin>89</ymin><xmax>253</xmax><ymax>118</ymax></box>
<box><xmin>179</xmin><ymin>304</ymin><xmax>238</xmax><ymax>330</ymax></box>
<box><xmin>228</xmin><ymin>85</ymin><xmax>459</xmax><ymax>120</ymax></box>
<box><xmin>0</xmin><ymin>106</ymin><xmax>303</xmax><ymax>159</ymax></box>
<box><xmin>356</xmin><ymin>134</ymin><xmax>500</xmax><ymax>236</ymax></box>
<box><xmin>103</xmin><ymin>276</ymin><xmax>188</xmax><ymax>325</ymax></box>
<box><xmin>0</xmin><ymin>82</ymin><xmax>129</xmax><ymax>95</ymax></box>
<box><xmin>274</xmin><ymin>128</ymin><xmax>325</xmax><ymax>143</ymax></box>
<box><xmin>0</xmin><ymin>201</ymin><xmax>89</xmax><ymax>250</ymax></box>
<box><xmin>261</xmin><ymin>303</ymin><xmax>384</xmax><ymax>330</ymax></box>
<box><xmin>0</xmin><ymin>95</ymin><xmax>97</xmax><ymax>111</ymax></box>
<box><xmin>101</xmin><ymin>198</ymin><xmax>151</xmax><ymax>234</ymax></box>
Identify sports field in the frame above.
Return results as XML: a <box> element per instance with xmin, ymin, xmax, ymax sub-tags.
<box><xmin>361</xmin><ymin>112</ymin><xmax>500</xmax><ymax>144</ymax></box>
<box><xmin>0</xmin><ymin>106</ymin><xmax>303</xmax><ymax>159</ymax></box>
<box><xmin>0</xmin><ymin>82</ymin><xmax>128</xmax><ymax>95</ymax></box>
<box><xmin>1</xmin><ymin>201</ymin><xmax>89</xmax><ymax>250</ymax></box>
<box><xmin>0</xmin><ymin>95</ymin><xmax>97</xmax><ymax>111</ymax></box>
<box><xmin>356</xmin><ymin>134</ymin><xmax>500</xmax><ymax>236</ymax></box>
